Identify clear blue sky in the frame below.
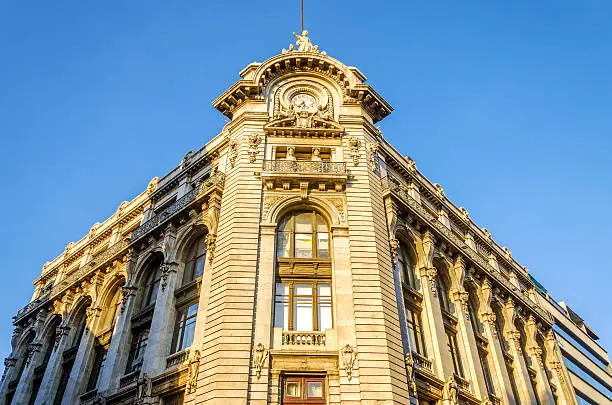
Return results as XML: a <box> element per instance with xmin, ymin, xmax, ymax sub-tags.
<box><xmin>1</xmin><ymin>0</ymin><xmax>611</xmax><ymax>360</ymax></box>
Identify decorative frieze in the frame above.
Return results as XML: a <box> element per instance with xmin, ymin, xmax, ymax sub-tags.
<box><xmin>205</xmin><ymin>234</ymin><xmax>217</xmax><ymax>263</ymax></box>
<box><xmin>366</xmin><ymin>141</ymin><xmax>380</xmax><ymax>171</ymax></box>
<box><xmin>247</xmin><ymin>133</ymin><xmax>261</xmax><ymax>163</ymax></box>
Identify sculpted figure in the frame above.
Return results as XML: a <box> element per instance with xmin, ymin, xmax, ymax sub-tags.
<box><xmin>293</xmin><ymin>30</ymin><xmax>314</xmax><ymax>52</ymax></box>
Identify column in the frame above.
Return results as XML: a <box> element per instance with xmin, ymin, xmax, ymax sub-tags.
<box><xmin>33</xmin><ymin>324</ymin><xmax>71</xmax><ymax>405</ymax></box>
<box><xmin>60</xmin><ymin>306</ymin><xmax>101</xmax><ymax>405</ymax></box>
<box><xmin>449</xmin><ymin>258</ymin><xmax>488</xmax><ymax>401</ymax></box>
<box><xmin>417</xmin><ymin>232</ymin><xmax>455</xmax><ymax>380</ymax></box>
<box><xmin>247</xmin><ymin>224</ymin><xmax>276</xmax><ymax>405</ymax></box>
<box><xmin>141</xmin><ymin>261</ymin><xmax>179</xmax><ymax>376</ymax></box>
<box><xmin>545</xmin><ymin>331</ymin><xmax>579</xmax><ymax>405</ymax></box>
<box><xmin>524</xmin><ymin>316</ymin><xmax>555</xmax><ymax>405</ymax></box>
<box><xmin>0</xmin><ymin>357</ymin><xmax>17</xmax><ymax>405</ymax></box>
<box><xmin>12</xmin><ymin>341</ymin><xmax>42</xmax><ymax>404</ymax></box>
<box><xmin>478</xmin><ymin>279</ymin><xmax>516</xmax><ymax>405</ymax></box>
<box><xmin>503</xmin><ymin>299</ymin><xmax>537</xmax><ymax>405</ymax></box>
<box><xmin>97</xmin><ymin>283</ymin><xmax>138</xmax><ymax>395</ymax></box>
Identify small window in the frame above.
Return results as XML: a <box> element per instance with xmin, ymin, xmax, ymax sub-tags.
<box><xmin>274</xmin><ymin>281</ymin><xmax>332</xmax><ymax>332</ymax></box>
<box><xmin>282</xmin><ymin>376</ymin><xmax>325</xmax><ymax>403</ymax></box>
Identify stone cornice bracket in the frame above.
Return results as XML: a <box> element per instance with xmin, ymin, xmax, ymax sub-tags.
<box><xmin>340</xmin><ymin>344</ymin><xmax>357</xmax><ymax>381</ymax></box>
<box><xmin>85</xmin><ymin>306</ymin><xmax>102</xmax><ymax>332</ymax></box>
<box><xmin>443</xmin><ymin>376</ymin><xmax>459</xmax><ymax>405</ymax></box>
<box><xmin>159</xmin><ymin>262</ymin><xmax>178</xmax><ymax>292</ymax></box>
<box><xmin>420</xmin><ymin>266</ymin><xmax>438</xmax><ymax>295</ymax></box>
<box><xmin>227</xmin><ymin>137</ymin><xmax>238</xmax><ymax>168</ymax></box>
<box><xmin>54</xmin><ymin>325</ymin><xmax>70</xmax><ymax>350</ymax></box>
<box><xmin>186</xmin><ymin>349</ymin><xmax>201</xmax><ymax>394</ymax></box>
<box><xmin>247</xmin><ymin>133</ymin><xmax>261</xmax><ymax>163</ymax></box>
<box><xmin>389</xmin><ymin>238</ymin><xmax>400</xmax><ymax>266</ymax></box>
<box><xmin>366</xmin><ymin>141</ymin><xmax>380</xmax><ymax>172</ymax></box>
<box><xmin>120</xmin><ymin>285</ymin><xmax>137</xmax><ymax>313</ymax></box>
<box><xmin>346</xmin><ymin>136</ymin><xmax>361</xmax><ymax>166</ymax></box>
<box><xmin>253</xmin><ymin>343</ymin><xmax>269</xmax><ymax>380</ymax></box>
<box><xmin>451</xmin><ymin>288</ymin><xmax>470</xmax><ymax>319</ymax></box>
<box><xmin>480</xmin><ymin>311</ymin><xmax>497</xmax><ymax>337</ymax></box>
<box><xmin>25</xmin><ymin>342</ymin><xmax>42</xmax><ymax>366</ymax></box>
<box><xmin>1</xmin><ymin>357</ymin><xmax>17</xmax><ymax>382</ymax></box>
<box><xmin>205</xmin><ymin>234</ymin><xmax>217</xmax><ymax>263</ymax></box>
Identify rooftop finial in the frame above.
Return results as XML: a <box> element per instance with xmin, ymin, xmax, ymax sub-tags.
<box><xmin>301</xmin><ymin>0</ymin><xmax>305</xmax><ymax>33</ymax></box>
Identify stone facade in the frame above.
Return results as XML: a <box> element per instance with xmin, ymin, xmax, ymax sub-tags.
<box><xmin>2</xmin><ymin>32</ymin><xmax>610</xmax><ymax>405</ymax></box>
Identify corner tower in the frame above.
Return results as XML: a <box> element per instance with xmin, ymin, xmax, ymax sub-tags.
<box><xmin>192</xmin><ymin>32</ymin><xmax>406</xmax><ymax>404</ymax></box>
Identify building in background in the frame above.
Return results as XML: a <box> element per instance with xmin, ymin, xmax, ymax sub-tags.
<box><xmin>533</xmin><ymin>278</ymin><xmax>612</xmax><ymax>404</ymax></box>
<box><xmin>1</xmin><ymin>31</ymin><xmax>610</xmax><ymax>405</ymax></box>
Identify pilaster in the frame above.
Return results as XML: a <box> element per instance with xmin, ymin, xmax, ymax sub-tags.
<box><xmin>33</xmin><ymin>323</ymin><xmax>71</xmax><ymax>405</ymax></box>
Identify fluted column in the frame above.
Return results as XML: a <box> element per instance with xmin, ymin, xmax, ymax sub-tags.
<box><xmin>478</xmin><ymin>280</ymin><xmax>516</xmax><ymax>405</ymax></box>
<box><xmin>503</xmin><ymin>299</ymin><xmax>537</xmax><ymax>404</ymax></box>
<box><xmin>97</xmin><ymin>283</ymin><xmax>138</xmax><ymax>395</ymax></box>
<box><xmin>60</xmin><ymin>306</ymin><xmax>101</xmax><ymax>405</ymax></box>
<box><xmin>524</xmin><ymin>316</ymin><xmax>554</xmax><ymax>404</ymax></box>
<box><xmin>449</xmin><ymin>258</ymin><xmax>488</xmax><ymax>401</ymax></box>
<box><xmin>33</xmin><ymin>323</ymin><xmax>71</xmax><ymax>405</ymax></box>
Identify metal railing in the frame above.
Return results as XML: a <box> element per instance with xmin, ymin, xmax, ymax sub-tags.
<box><xmin>263</xmin><ymin>160</ymin><xmax>347</xmax><ymax>175</ymax></box>
<box><xmin>15</xmin><ymin>172</ymin><xmax>226</xmax><ymax>321</ymax></box>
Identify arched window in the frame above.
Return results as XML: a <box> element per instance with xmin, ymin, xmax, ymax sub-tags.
<box><xmin>277</xmin><ymin>211</ymin><xmax>329</xmax><ymax>259</ymax></box>
<box><xmin>437</xmin><ymin>276</ymin><xmax>451</xmax><ymax>312</ymax></box>
<box><xmin>397</xmin><ymin>244</ymin><xmax>417</xmax><ymax>288</ymax></box>
<box><xmin>274</xmin><ymin>210</ymin><xmax>332</xmax><ymax>333</ymax></box>
<box><xmin>182</xmin><ymin>235</ymin><xmax>207</xmax><ymax>285</ymax></box>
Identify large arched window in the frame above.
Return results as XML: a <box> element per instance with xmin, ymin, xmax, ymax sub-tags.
<box><xmin>277</xmin><ymin>211</ymin><xmax>329</xmax><ymax>259</ymax></box>
<box><xmin>397</xmin><ymin>245</ymin><xmax>417</xmax><ymax>288</ymax></box>
<box><xmin>274</xmin><ymin>210</ymin><xmax>332</xmax><ymax>333</ymax></box>
<box><xmin>182</xmin><ymin>235</ymin><xmax>207</xmax><ymax>285</ymax></box>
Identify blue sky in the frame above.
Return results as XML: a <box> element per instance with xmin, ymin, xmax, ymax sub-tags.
<box><xmin>0</xmin><ymin>0</ymin><xmax>611</xmax><ymax>360</ymax></box>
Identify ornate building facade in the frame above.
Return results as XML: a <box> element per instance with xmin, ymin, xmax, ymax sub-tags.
<box><xmin>1</xmin><ymin>32</ymin><xmax>610</xmax><ymax>405</ymax></box>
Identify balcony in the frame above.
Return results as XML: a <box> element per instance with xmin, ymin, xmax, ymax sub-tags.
<box><xmin>119</xmin><ymin>369</ymin><xmax>140</xmax><ymax>389</ymax></box>
<box><xmin>274</xmin><ymin>328</ymin><xmax>336</xmax><ymax>351</ymax></box>
<box><xmin>411</xmin><ymin>351</ymin><xmax>433</xmax><ymax>373</ymax></box>
<box><xmin>261</xmin><ymin>160</ymin><xmax>347</xmax><ymax>190</ymax></box>
<box><xmin>166</xmin><ymin>349</ymin><xmax>189</xmax><ymax>370</ymax></box>
<box><xmin>131</xmin><ymin>172</ymin><xmax>225</xmax><ymax>243</ymax></box>
<box><xmin>454</xmin><ymin>373</ymin><xmax>471</xmax><ymax>392</ymax></box>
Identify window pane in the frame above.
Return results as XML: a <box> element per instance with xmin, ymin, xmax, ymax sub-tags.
<box><xmin>316</xmin><ymin>214</ymin><xmax>327</xmax><ymax>232</ymax></box>
<box><xmin>294</xmin><ymin>297</ymin><xmax>313</xmax><ymax>331</ymax></box>
<box><xmin>318</xmin><ymin>284</ymin><xmax>331</xmax><ymax>297</ymax></box>
<box><xmin>195</xmin><ymin>257</ymin><xmax>205</xmax><ymax>279</ymax></box>
<box><xmin>278</xmin><ymin>215</ymin><xmax>291</xmax><ymax>232</ymax></box>
<box><xmin>276</xmin><ymin>232</ymin><xmax>290</xmax><ymax>258</ymax></box>
<box><xmin>316</xmin><ymin>232</ymin><xmax>329</xmax><ymax>258</ymax></box>
<box><xmin>285</xmin><ymin>381</ymin><xmax>300</xmax><ymax>397</ymax></box>
<box><xmin>183</xmin><ymin>261</ymin><xmax>195</xmax><ymax>284</ymax></box>
<box><xmin>318</xmin><ymin>299</ymin><xmax>332</xmax><ymax>331</ymax></box>
<box><xmin>274</xmin><ymin>283</ymin><xmax>289</xmax><ymax>330</ymax></box>
<box><xmin>181</xmin><ymin>317</ymin><xmax>197</xmax><ymax>351</ymax></box>
<box><xmin>197</xmin><ymin>237</ymin><xmax>207</xmax><ymax>258</ymax></box>
<box><xmin>295</xmin><ymin>233</ymin><xmax>313</xmax><ymax>258</ymax></box>
<box><xmin>294</xmin><ymin>213</ymin><xmax>312</xmax><ymax>233</ymax></box>
<box><xmin>307</xmin><ymin>381</ymin><xmax>323</xmax><ymax>398</ymax></box>
<box><xmin>295</xmin><ymin>284</ymin><xmax>312</xmax><ymax>296</ymax></box>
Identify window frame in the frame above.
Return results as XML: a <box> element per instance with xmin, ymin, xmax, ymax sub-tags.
<box><xmin>282</xmin><ymin>376</ymin><xmax>326</xmax><ymax>404</ymax></box>
<box><xmin>182</xmin><ymin>235</ymin><xmax>207</xmax><ymax>285</ymax></box>
<box><xmin>171</xmin><ymin>301</ymin><xmax>199</xmax><ymax>354</ymax></box>
<box><xmin>274</xmin><ymin>279</ymin><xmax>333</xmax><ymax>332</ymax></box>
<box><xmin>276</xmin><ymin>211</ymin><xmax>330</xmax><ymax>260</ymax></box>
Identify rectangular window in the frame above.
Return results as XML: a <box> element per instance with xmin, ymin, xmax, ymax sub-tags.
<box><xmin>274</xmin><ymin>283</ymin><xmax>290</xmax><ymax>330</ymax></box>
<box><xmin>275</xmin><ymin>281</ymin><xmax>332</xmax><ymax>332</ymax></box>
<box><xmin>172</xmin><ymin>302</ymin><xmax>198</xmax><ymax>353</ymax></box>
<box><xmin>446</xmin><ymin>332</ymin><xmax>464</xmax><ymax>377</ymax></box>
<box><xmin>294</xmin><ymin>283</ymin><xmax>313</xmax><ymax>331</ymax></box>
<box><xmin>406</xmin><ymin>307</ymin><xmax>426</xmax><ymax>356</ymax></box>
<box><xmin>126</xmin><ymin>328</ymin><xmax>149</xmax><ymax>373</ymax></box>
<box><xmin>283</xmin><ymin>376</ymin><xmax>325</xmax><ymax>403</ymax></box>
<box><xmin>317</xmin><ymin>284</ymin><xmax>332</xmax><ymax>331</ymax></box>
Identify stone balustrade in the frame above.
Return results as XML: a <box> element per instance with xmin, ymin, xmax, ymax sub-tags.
<box><xmin>166</xmin><ymin>349</ymin><xmax>189</xmax><ymax>369</ymax></box>
<box><xmin>282</xmin><ymin>331</ymin><xmax>326</xmax><ymax>346</ymax></box>
<box><xmin>411</xmin><ymin>351</ymin><xmax>433</xmax><ymax>373</ymax></box>
<box><xmin>454</xmin><ymin>373</ymin><xmax>471</xmax><ymax>392</ymax></box>
<box><xmin>262</xmin><ymin>159</ymin><xmax>347</xmax><ymax>176</ymax></box>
